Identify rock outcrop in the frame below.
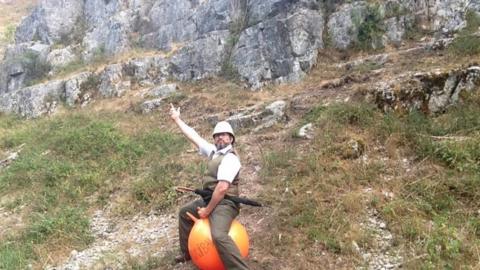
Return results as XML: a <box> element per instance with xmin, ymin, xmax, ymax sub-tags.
<box><xmin>0</xmin><ymin>80</ymin><xmax>64</xmax><ymax>118</ymax></box>
<box><xmin>370</xmin><ymin>65</ymin><xmax>480</xmax><ymax>114</ymax></box>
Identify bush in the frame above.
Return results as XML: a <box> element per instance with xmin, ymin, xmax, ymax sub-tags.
<box><xmin>354</xmin><ymin>4</ymin><xmax>385</xmax><ymax>50</ymax></box>
<box><xmin>305</xmin><ymin>103</ymin><xmax>377</xmax><ymax>128</ymax></box>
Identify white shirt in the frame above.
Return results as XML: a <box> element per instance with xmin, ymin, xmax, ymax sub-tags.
<box><xmin>183</xmin><ymin>124</ymin><xmax>241</xmax><ymax>183</ymax></box>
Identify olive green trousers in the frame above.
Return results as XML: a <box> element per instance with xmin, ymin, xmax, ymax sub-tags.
<box><xmin>179</xmin><ymin>199</ymin><xmax>249</xmax><ymax>270</ymax></box>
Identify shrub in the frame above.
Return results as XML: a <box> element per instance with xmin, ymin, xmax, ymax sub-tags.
<box><xmin>354</xmin><ymin>4</ymin><xmax>385</xmax><ymax>50</ymax></box>
<box><xmin>425</xmin><ymin>217</ymin><xmax>462</xmax><ymax>268</ymax></box>
<box><xmin>305</xmin><ymin>103</ymin><xmax>377</xmax><ymax>128</ymax></box>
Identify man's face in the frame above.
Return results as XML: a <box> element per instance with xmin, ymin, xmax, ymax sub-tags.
<box><xmin>214</xmin><ymin>132</ymin><xmax>233</xmax><ymax>150</ymax></box>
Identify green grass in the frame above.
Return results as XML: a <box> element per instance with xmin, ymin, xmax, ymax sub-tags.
<box><xmin>0</xmin><ymin>242</ymin><xmax>31</xmax><ymax>270</ymax></box>
<box><xmin>0</xmin><ymin>112</ymin><xmax>187</xmax><ymax>268</ymax></box>
<box><xmin>378</xmin><ymin>92</ymin><xmax>480</xmax><ymax>173</ymax></box>
<box><xmin>122</xmin><ymin>253</ymin><xmax>174</xmax><ymax>270</ymax></box>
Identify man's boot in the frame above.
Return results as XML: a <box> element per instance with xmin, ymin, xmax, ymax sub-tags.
<box><xmin>174</xmin><ymin>254</ymin><xmax>190</xmax><ymax>264</ymax></box>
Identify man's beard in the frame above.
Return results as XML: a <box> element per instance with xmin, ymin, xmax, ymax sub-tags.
<box><xmin>215</xmin><ymin>142</ymin><xmax>230</xmax><ymax>150</ymax></box>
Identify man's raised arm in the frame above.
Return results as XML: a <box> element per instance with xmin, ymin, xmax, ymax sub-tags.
<box><xmin>169</xmin><ymin>103</ymin><xmax>208</xmax><ymax>149</ymax></box>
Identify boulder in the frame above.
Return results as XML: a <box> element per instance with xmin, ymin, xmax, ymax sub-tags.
<box><xmin>140</xmin><ymin>98</ymin><xmax>163</xmax><ymax>114</ymax></box>
<box><xmin>226</xmin><ymin>100</ymin><xmax>287</xmax><ymax>132</ymax></box>
<box><xmin>46</xmin><ymin>47</ymin><xmax>78</xmax><ymax>71</ymax></box>
<box><xmin>98</xmin><ymin>64</ymin><xmax>130</xmax><ymax>98</ymax></box>
<box><xmin>144</xmin><ymin>84</ymin><xmax>177</xmax><ymax>98</ymax></box>
<box><xmin>64</xmin><ymin>72</ymin><xmax>93</xmax><ymax>106</ymax></box>
<box><xmin>340</xmin><ymin>139</ymin><xmax>365</xmax><ymax>159</ymax></box>
<box><xmin>297</xmin><ymin>123</ymin><xmax>314</xmax><ymax>139</ymax></box>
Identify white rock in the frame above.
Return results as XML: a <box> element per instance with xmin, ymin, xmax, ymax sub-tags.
<box><xmin>297</xmin><ymin>123</ymin><xmax>313</xmax><ymax>139</ymax></box>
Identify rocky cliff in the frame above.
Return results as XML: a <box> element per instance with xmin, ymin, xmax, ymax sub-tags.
<box><xmin>0</xmin><ymin>0</ymin><xmax>479</xmax><ymax>117</ymax></box>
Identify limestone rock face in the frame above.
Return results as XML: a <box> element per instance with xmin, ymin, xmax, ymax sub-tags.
<box><xmin>7</xmin><ymin>0</ymin><xmax>328</xmax><ymax>90</ymax></box>
<box><xmin>327</xmin><ymin>2</ymin><xmax>367</xmax><ymax>50</ymax></box>
<box><xmin>1</xmin><ymin>0</ymin><xmax>480</xmax><ymax>117</ymax></box>
<box><xmin>169</xmin><ymin>30</ymin><xmax>230</xmax><ymax>81</ymax></box>
<box><xmin>233</xmin><ymin>2</ymin><xmax>324</xmax><ymax>89</ymax></box>
<box><xmin>15</xmin><ymin>0</ymin><xmax>84</xmax><ymax>44</ymax></box>
<box><xmin>6</xmin><ymin>0</ymin><xmax>480</xmax><ymax>92</ymax></box>
<box><xmin>81</xmin><ymin>0</ymin><xmax>135</xmax><ymax>60</ymax></box>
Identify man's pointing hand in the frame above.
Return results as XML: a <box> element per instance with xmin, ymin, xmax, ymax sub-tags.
<box><xmin>169</xmin><ymin>103</ymin><xmax>180</xmax><ymax>120</ymax></box>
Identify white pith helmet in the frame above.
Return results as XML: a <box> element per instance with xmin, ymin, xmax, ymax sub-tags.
<box><xmin>213</xmin><ymin>121</ymin><xmax>235</xmax><ymax>143</ymax></box>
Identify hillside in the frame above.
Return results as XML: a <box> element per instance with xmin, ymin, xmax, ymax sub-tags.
<box><xmin>1</xmin><ymin>1</ymin><xmax>480</xmax><ymax>270</ymax></box>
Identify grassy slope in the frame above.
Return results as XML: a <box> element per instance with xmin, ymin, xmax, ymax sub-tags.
<box><xmin>0</xmin><ymin>60</ymin><xmax>478</xmax><ymax>270</ymax></box>
<box><xmin>255</xmin><ymin>95</ymin><xmax>480</xmax><ymax>269</ymax></box>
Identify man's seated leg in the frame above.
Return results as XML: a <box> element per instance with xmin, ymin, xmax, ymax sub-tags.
<box><xmin>210</xmin><ymin>201</ymin><xmax>249</xmax><ymax>270</ymax></box>
<box><xmin>177</xmin><ymin>199</ymin><xmax>205</xmax><ymax>263</ymax></box>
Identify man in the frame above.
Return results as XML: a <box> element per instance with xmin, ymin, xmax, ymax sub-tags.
<box><xmin>169</xmin><ymin>103</ymin><xmax>249</xmax><ymax>270</ymax></box>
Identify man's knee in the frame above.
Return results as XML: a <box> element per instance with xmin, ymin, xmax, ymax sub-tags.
<box><xmin>211</xmin><ymin>228</ymin><xmax>230</xmax><ymax>245</ymax></box>
<box><xmin>179</xmin><ymin>205</ymin><xmax>192</xmax><ymax>220</ymax></box>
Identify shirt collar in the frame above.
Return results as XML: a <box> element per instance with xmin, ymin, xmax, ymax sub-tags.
<box><xmin>216</xmin><ymin>144</ymin><xmax>233</xmax><ymax>155</ymax></box>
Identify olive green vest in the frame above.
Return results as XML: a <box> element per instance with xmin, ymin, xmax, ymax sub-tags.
<box><xmin>202</xmin><ymin>149</ymin><xmax>240</xmax><ymax>196</ymax></box>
